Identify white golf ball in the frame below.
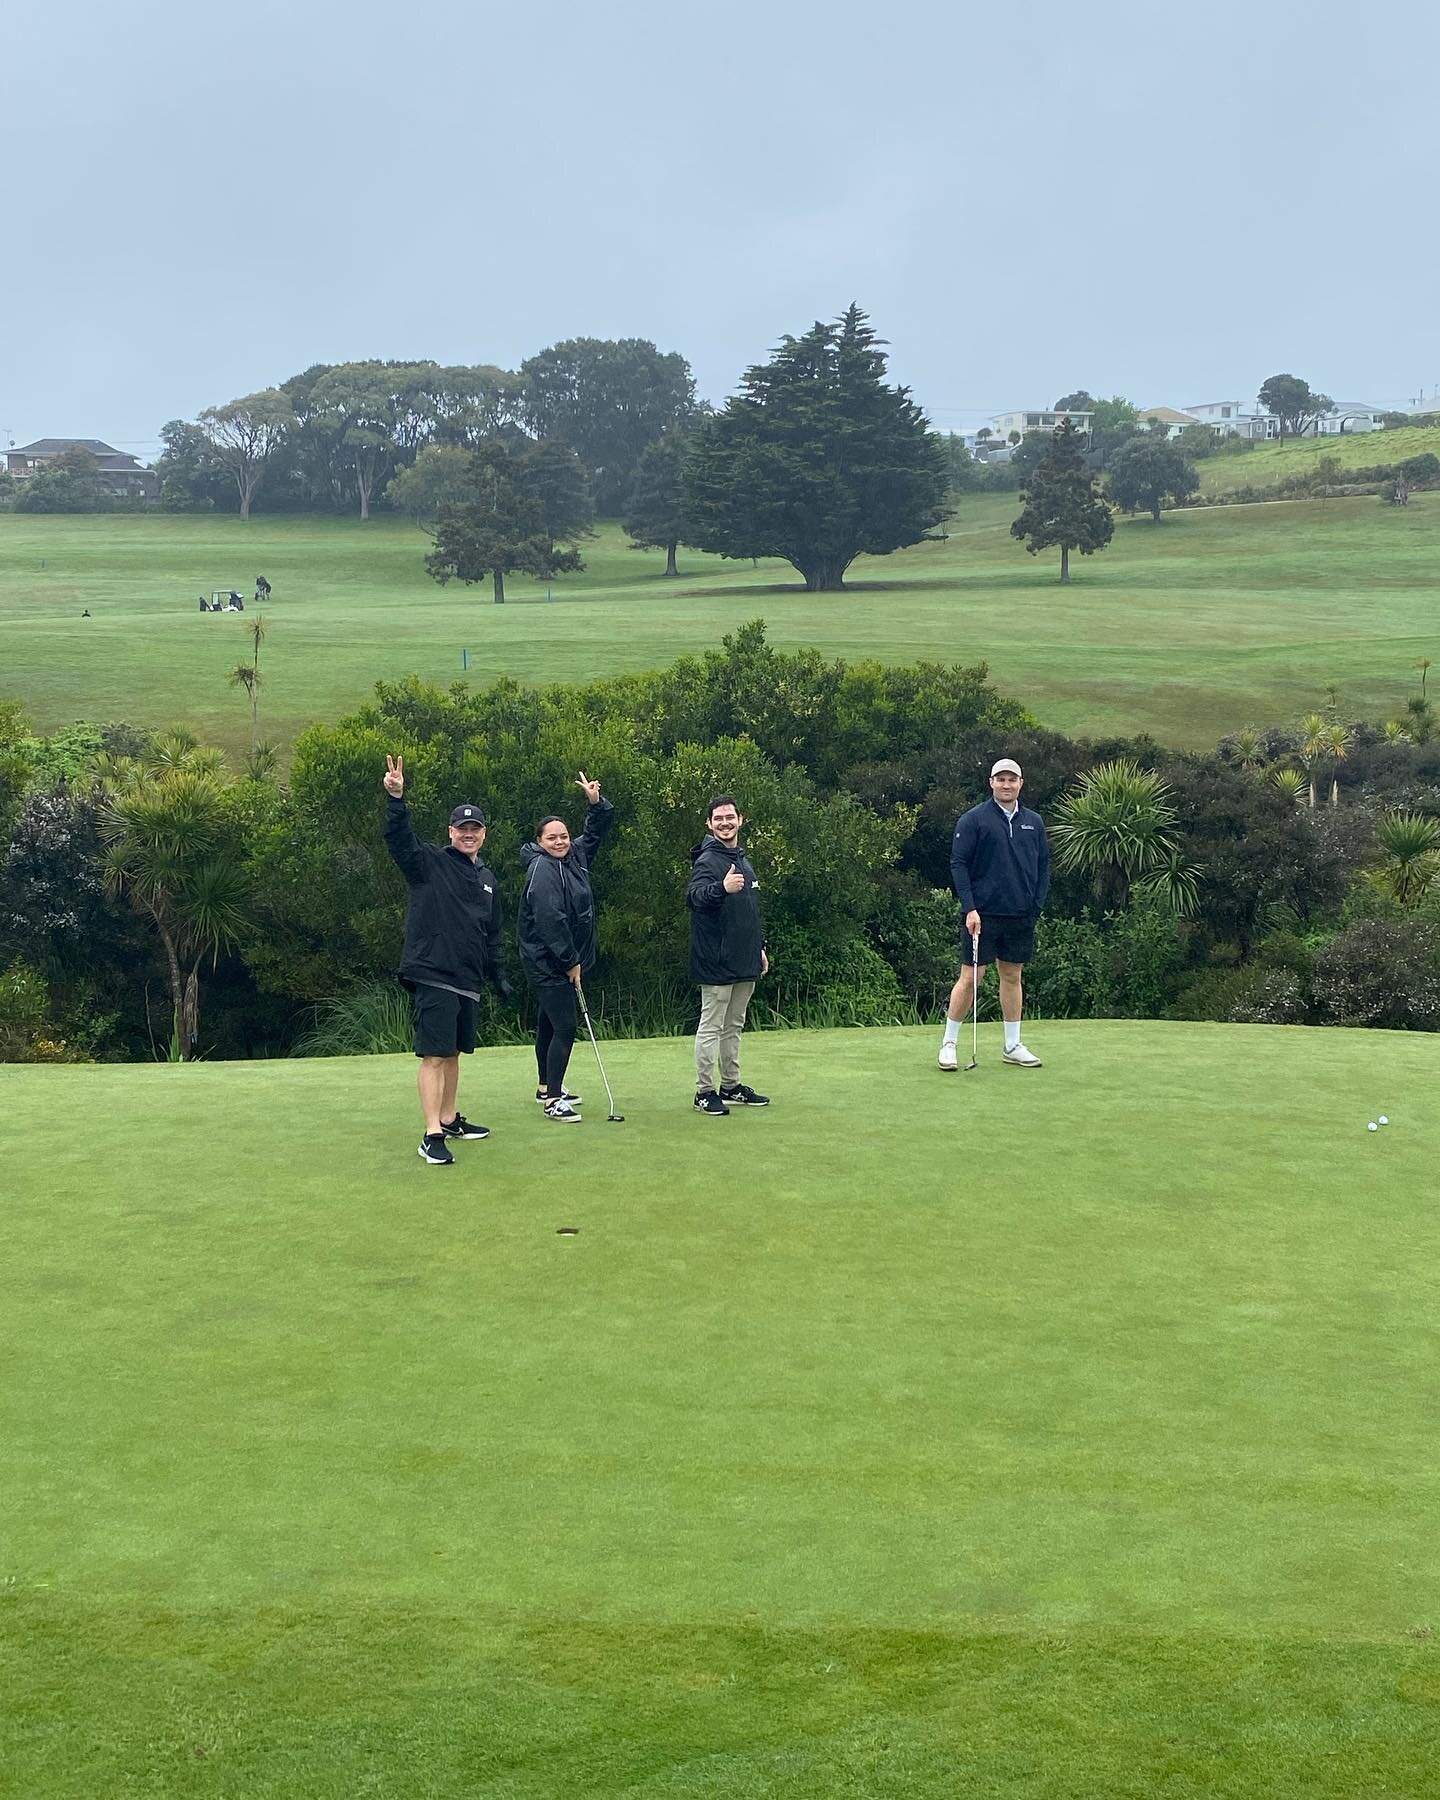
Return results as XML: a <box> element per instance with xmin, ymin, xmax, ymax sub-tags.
<box><xmin>1367</xmin><ymin>1122</ymin><xmax>1378</xmax><ymax>1131</ymax></box>
<box><xmin>1378</xmin><ymin>1116</ymin><xmax>1389</xmax><ymax>1126</ymax></box>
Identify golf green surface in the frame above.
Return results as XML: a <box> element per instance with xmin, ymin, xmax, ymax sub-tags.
<box><xmin>3</xmin><ymin>494</ymin><xmax>1437</xmax><ymax>755</ymax></box>
<box><xmin>5</xmin><ymin>1022</ymin><xmax>1439</xmax><ymax>1795</ymax></box>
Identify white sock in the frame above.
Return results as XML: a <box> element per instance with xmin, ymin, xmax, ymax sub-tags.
<box><xmin>1004</xmin><ymin>1019</ymin><xmax>1021</xmax><ymax>1052</ymax></box>
<box><xmin>942</xmin><ymin>1018</ymin><xmax>960</xmax><ymax>1047</ymax></box>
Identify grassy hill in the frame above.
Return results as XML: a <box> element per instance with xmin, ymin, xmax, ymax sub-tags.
<box><xmin>1198</xmin><ymin>425</ymin><xmax>1440</xmax><ymax>495</ymax></box>
<box><xmin>2</xmin><ymin>493</ymin><xmax>1437</xmax><ymax>754</ymax></box>
<box><xmin>5</xmin><ymin>1022</ymin><xmax>1439</xmax><ymax>1795</ymax></box>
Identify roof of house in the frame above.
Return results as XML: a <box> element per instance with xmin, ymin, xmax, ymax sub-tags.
<box><xmin>10</xmin><ymin>438</ymin><xmax>123</xmax><ymax>456</ymax></box>
<box><xmin>1326</xmin><ymin>402</ymin><xmax>1383</xmax><ymax>414</ymax></box>
<box><xmin>1136</xmin><ymin>407</ymin><xmax>1201</xmax><ymax>426</ymax></box>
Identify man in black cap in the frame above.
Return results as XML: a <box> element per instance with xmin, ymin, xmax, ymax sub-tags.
<box><xmin>382</xmin><ymin>754</ymin><xmax>510</xmax><ymax>1164</ymax></box>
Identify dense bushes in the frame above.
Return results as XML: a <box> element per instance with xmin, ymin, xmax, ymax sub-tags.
<box><xmin>4</xmin><ymin>630</ymin><xmax>1440</xmax><ymax>1058</ymax></box>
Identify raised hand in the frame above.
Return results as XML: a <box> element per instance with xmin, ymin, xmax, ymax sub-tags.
<box><xmin>383</xmin><ymin>754</ymin><xmax>404</xmax><ymax>798</ymax></box>
<box><xmin>722</xmin><ymin>865</ymin><xmax>746</xmax><ymax>894</ymax></box>
<box><xmin>576</xmin><ymin>770</ymin><xmax>601</xmax><ymax>805</ymax></box>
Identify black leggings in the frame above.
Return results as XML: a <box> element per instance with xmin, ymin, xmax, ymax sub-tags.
<box><xmin>534</xmin><ymin>981</ymin><xmax>578</xmax><ymax>1096</ymax></box>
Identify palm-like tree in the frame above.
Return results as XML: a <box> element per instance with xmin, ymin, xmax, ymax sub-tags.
<box><xmin>1406</xmin><ymin>695</ymin><xmax>1435</xmax><ymax>745</ymax></box>
<box><xmin>1228</xmin><ymin>726</ymin><xmax>1266</xmax><ymax>773</ymax></box>
<box><xmin>1269</xmin><ymin>766</ymin><xmax>1307</xmax><ymax>807</ymax></box>
<box><xmin>97</xmin><ymin>747</ymin><xmax>250</xmax><ymax>1061</ymax></box>
<box><xmin>1367</xmin><ymin>809</ymin><xmax>1440</xmax><ymax>910</ymax></box>
<box><xmin>1051</xmin><ymin>759</ymin><xmax>1188</xmax><ymax>911</ymax></box>
<box><xmin>228</xmin><ymin>663</ymin><xmax>261</xmax><ymax>747</ymax></box>
<box><xmin>1298</xmin><ymin>712</ymin><xmax>1329</xmax><ymax>809</ymax></box>
<box><xmin>1324</xmin><ymin>721</ymin><xmax>1352</xmax><ymax>807</ymax></box>
<box><xmin>1383</xmin><ymin>719</ymin><xmax>1412</xmax><ymax>745</ymax></box>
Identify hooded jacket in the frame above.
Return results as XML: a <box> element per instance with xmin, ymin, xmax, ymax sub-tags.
<box><xmin>517</xmin><ymin>798</ymin><xmax>615</xmax><ymax>984</ymax></box>
<box><xmin>383</xmin><ymin>795</ymin><xmax>506</xmax><ymax>996</ymax></box>
<box><xmin>950</xmin><ymin>798</ymin><xmax>1052</xmax><ymax>919</ymax></box>
<box><xmin>687</xmin><ymin>835</ymin><xmax>766</xmax><ymax>984</ymax></box>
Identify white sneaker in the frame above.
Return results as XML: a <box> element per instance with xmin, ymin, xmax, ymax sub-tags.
<box><xmin>937</xmin><ymin>1041</ymin><xmax>958</xmax><ymax>1071</ymax></box>
<box><xmin>1003</xmin><ymin>1044</ymin><xmax>1042</xmax><ymax>1067</ymax></box>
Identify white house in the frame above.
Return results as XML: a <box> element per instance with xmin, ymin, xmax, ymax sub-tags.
<box><xmin>1181</xmin><ymin>401</ymin><xmax>1270</xmax><ymax>440</ymax></box>
<box><xmin>1316</xmin><ymin>402</ymin><xmax>1384</xmax><ymax>435</ymax></box>
<box><xmin>988</xmin><ymin>407</ymin><xmax>1094</xmax><ymax>440</ymax></box>
<box><xmin>1135</xmin><ymin>406</ymin><xmax>1202</xmax><ymax>440</ymax></box>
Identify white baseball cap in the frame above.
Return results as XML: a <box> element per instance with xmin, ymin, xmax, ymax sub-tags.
<box><xmin>990</xmin><ymin>758</ymin><xmax>1023</xmax><ymax>778</ymax></box>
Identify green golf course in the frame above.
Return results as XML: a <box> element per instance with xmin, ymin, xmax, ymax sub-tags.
<box><xmin>5</xmin><ymin>1021</ymin><xmax>1438</xmax><ymax>1796</ymax></box>
<box><xmin>3</xmin><ymin>491</ymin><xmax>1436</xmax><ymax>754</ymax></box>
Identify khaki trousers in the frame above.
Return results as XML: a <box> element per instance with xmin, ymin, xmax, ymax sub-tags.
<box><xmin>695</xmin><ymin>980</ymin><xmax>755</xmax><ymax>1093</ymax></box>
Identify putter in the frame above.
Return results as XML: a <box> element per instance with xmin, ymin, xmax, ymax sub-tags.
<box><xmin>964</xmin><ymin>930</ymin><xmax>979</xmax><ymax>1071</ymax></box>
<box><xmin>576</xmin><ymin>983</ymin><xmax>625</xmax><ymax>1122</ymax></box>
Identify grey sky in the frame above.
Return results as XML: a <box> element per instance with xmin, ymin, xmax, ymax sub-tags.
<box><xmin>4</xmin><ymin>0</ymin><xmax>1437</xmax><ymax>458</ymax></box>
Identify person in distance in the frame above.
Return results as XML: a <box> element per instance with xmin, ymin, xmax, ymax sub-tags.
<box><xmin>686</xmin><ymin>794</ymin><xmax>770</xmax><ymax>1116</ymax></box>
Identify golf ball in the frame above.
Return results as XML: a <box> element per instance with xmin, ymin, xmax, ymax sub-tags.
<box><xmin>1379</xmin><ymin>1116</ymin><xmax>1389</xmax><ymax>1126</ymax></box>
<box><xmin>1367</xmin><ymin>1122</ymin><xmax>1378</xmax><ymax>1131</ymax></box>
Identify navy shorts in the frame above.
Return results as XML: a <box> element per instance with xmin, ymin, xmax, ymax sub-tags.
<box><xmin>413</xmin><ymin>984</ymin><xmax>478</xmax><ymax>1057</ymax></box>
<box><xmin>962</xmin><ymin>913</ymin><xmax>1036</xmax><ymax>968</ymax></box>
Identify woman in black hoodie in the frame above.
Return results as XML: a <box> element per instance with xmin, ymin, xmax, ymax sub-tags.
<box><xmin>517</xmin><ymin>772</ymin><xmax>615</xmax><ymax>1121</ymax></box>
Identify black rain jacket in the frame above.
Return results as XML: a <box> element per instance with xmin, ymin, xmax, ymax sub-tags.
<box><xmin>517</xmin><ymin>799</ymin><xmax>615</xmax><ymax>985</ymax></box>
<box><xmin>686</xmin><ymin>835</ymin><xmax>766</xmax><ymax>984</ymax></box>
<box><xmin>949</xmin><ymin>798</ymin><xmax>1052</xmax><ymax>919</ymax></box>
<box><xmin>384</xmin><ymin>795</ymin><xmax>506</xmax><ymax>996</ymax></box>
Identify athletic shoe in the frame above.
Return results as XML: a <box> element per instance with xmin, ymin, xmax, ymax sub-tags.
<box><xmin>693</xmin><ymin>1091</ymin><xmax>730</xmax><ymax>1117</ymax></box>
<box><xmin>1003</xmin><ymin>1044</ymin><xmax>1042</xmax><ymax>1067</ymax></box>
<box><xmin>937</xmin><ymin>1042</ymin><xmax>958</xmax><ymax>1072</ymax></box>
<box><xmin>719</xmin><ymin>1083</ymin><xmax>770</xmax><ymax>1107</ymax></box>
<box><xmin>418</xmin><ymin>1132</ymin><xmax>454</xmax><ymax>1164</ymax></box>
<box><xmin>535</xmin><ymin>1087</ymin><xmax>582</xmax><ymax>1106</ymax></box>
<box><xmin>441</xmin><ymin>1114</ymin><xmax>491</xmax><ymax>1140</ymax></box>
<box><xmin>544</xmin><ymin>1099</ymin><xmax>582</xmax><ymax>1123</ymax></box>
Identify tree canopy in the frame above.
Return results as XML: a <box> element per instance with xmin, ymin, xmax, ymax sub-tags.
<box><xmin>623</xmin><ymin>433</ymin><xmax>693</xmax><ymax>576</ymax></box>
<box><xmin>1106</xmin><ymin>437</ymin><xmax>1200</xmax><ymax>521</ymax></box>
<box><xmin>684</xmin><ymin>305</ymin><xmax>949</xmax><ymax>592</ymax></box>
<box><xmin>1258</xmin><ymin>374</ymin><xmax>1333</xmax><ymax>439</ymax></box>
<box><xmin>424</xmin><ymin>440</ymin><xmax>590</xmax><ymax>604</ymax></box>
<box><xmin>1009</xmin><ymin>419</ymin><xmax>1113</xmax><ymax>582</ymax></box>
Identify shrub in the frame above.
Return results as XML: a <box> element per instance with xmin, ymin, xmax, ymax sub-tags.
<box><xmin>1312</xmin><ymin>919</ymin><xmax>1440</xmax><ymax>1029</ymax></box>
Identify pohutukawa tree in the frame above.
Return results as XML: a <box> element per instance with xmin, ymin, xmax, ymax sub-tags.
<box><xmin>685</xmin><ymin>305</ymin><xmax>949</xmax><ymax>592</ymax></box>
<box><xmin>1009</xmin><ymin>418</ymin><xmax>1113</xmax><ymax>582</ymax></box>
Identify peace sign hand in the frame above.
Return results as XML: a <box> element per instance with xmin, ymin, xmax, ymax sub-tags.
<box><xmin>576</xmin><ymin>770</ymin><xmax>601</xmax><ymax>805</ymax></box>
<box><xmin>383</xmin><ymin>754</ymin><xmax>405</xmax><ymax>798</ymax></box>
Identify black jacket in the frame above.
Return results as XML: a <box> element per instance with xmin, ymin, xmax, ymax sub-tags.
<box><xmin>517</xmin><ymin>799</ymin><xmax>615</xmax><ymax>984</ymax></box>
<box><xmin>687</xmin><ymin>835</ymin><xmax>766</xmax><ymax>984</ymax></box>
<box><xmin>383</xmin><ymin>796</ymin><xmax>506</xmax><ymax>995</ymax></box>
<box><xmin>950</xmin><ymin>799</ymin><xmax>1052</xmax><ymax>918</ymax></box>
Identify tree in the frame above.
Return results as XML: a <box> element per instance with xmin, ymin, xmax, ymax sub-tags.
<box><xmin>1324</xmin><ymin>721</ymin><xmax>1352</xmax><ymax>806</ymax></box>
<box><xmin>227</xmin><ymin>616</ymin><xmax>267</xmax><ymax>750</ymax></box>
<box><xmin>1087</xmin><ymin>396</ymin><xmax>1141</xmax><ymax>468</ymax></box>
<box><xmin>1105</xmin><ymin>437</ymin><xmax>1199</xmax><ymax>521</ymax></box>
<box><xmin>975</xmin><ymin>427</ymin><xmax>994</xmax><ymax>444</ymax></box>
<box><xmin>1051</xmin><ymin>759</ymin><xmax>1196</xmax><ymax>913</ymax></box>
<box><xmin>521</xmin><ymin>337</ymin><xmax>697</xmax><ymax>514</ymax></box>
<box><xmin>1175</xmin><ymin>423</ymin><xmax>1214</xmax><ymax>461</ymax></box>
<box><xmin>1366</xmin><ymin>811</ymin><xmax>1440</xmax><ymax>910</ymax></box>
<box><xmin>425</xmin><ymin>441</ymin><xmax>587</xmax><ymax>604</ymax></box>
<box><xmin>11</xmin><ymin>449</ymin><xmax>112</xmax><ymax>514</ymax></box>
<box><xmin>1313</xmin><ymin>452</ymin><xmax>1343</xmax><ymax>499</ymax></box>
<box><xmin>524</xmin><ymin>439</ymin><xmax>595</xmax><ymax>559</ymax></box>
<box><xmin>197</xmin><ymin>390</ymin><xmax>296</xmax><ymax>520</ymax></box>
<box><xmin>1009</xmin><ymin>418</ymin><xmax>1113</xmax><ymax>583</ymax></box>
<box><xmin>384</xmin><ymin>445</ymin><xmax>474</xmax><ymax>534</ymax></box>
<box><xmin>154</xmin><ymin>419</ymin><xmax>232</xmax><ymax>510</ymax></box>
<box><xmin>309</xmin><ymin>361</ymin><xmax>434</xmax><ymax>520</ymax></box>
<box><xmin>623</xmin><ymin>433</ymin><xmax>693</xmax><ymax>575</ymax></box>
<box><xmin>1054</xmin><ymin>390</ymin><xmax>1096</xmax><ymax>412</ymax></box>
<box><xmin>684</xmin><ymin>305</ymin><xmax>949</xmax><ymax>592</ymax></box>
<box><xmin>1298</xmin><ymin>712</ymin><xmax>1329</xmax><ymax>809</ymax></box>
<box><xmin>1258</xmin><ymin>374</ymin><xmax>1333</xmax><ymax>439</ymax></box>
<box><xmin>96</xmin><ymin>735</ymin><xmax>251</xmax><ymax>1059</ymax></box>
<box><xmin>1008</xmin><ymin>431</ymin><xmax>1054</xmax><ymax>482</ymax></box>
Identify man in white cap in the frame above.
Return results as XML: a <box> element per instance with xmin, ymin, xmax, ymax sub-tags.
<box><xmin>938</xmin><ymin>757</ymin><xmax>1051</xmax><ymax>1070</ymax></box>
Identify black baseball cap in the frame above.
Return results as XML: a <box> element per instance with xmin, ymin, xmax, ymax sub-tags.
<box><xmin>449</xmin><ymin>804</ymin><xmax>486</xmax><ymax>826</ymax></box>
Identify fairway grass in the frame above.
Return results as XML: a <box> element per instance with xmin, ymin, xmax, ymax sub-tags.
<box><xmin>5</xmin><ymin>1022</ymin><xmax>1439</xmax><ymax>1795</ymax></box>
<box><xmin>3</xmin><ymin>494</ymin><xmax>1437</xmax><ymax>754</ymax></box>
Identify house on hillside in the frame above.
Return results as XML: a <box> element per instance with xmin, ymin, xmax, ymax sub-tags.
<box><xmin>1316</xmin><ymin>403</ymin><xmax>1384</xmax><ymax>435</ymax></box>
<box><xmin>1136</xmin><ymin>406</ymin><xmax>1202</xmax><ymax>440</ymax></box>
<box><xmin>5</xmin><ymin>438</ymin><xmax>158</xmax><ymax>497</ymax></box>
<box><xmin>989</xmin><ymin>407</ymin><xmax>1094</xmax><ymax>440</ymax></box>
<box><xmin>1181</xmin><ymin>401</ymin><xmax>1270</xmax><ymax>440</ymax></box>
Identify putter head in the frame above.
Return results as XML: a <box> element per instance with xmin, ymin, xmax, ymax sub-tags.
<box><xmin>963</xmin><ymin>1056</ymin><xmax>978</xmax><ymax>1071</ymax></box>
<box><xmin>608</xmin><ymin>1112</ymin><xmax>625</xmax><ymax>1123</ymax></box>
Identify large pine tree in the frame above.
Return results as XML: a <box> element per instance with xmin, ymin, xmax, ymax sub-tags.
<box><xmin>685</xmin><ymin>306</ymin><xmax>948</xmax><ymax>592</ymax></box>
<box><xmin>1009</xmin><ymin>419</ymin><xmax>1114</xmax><ymax>583</ymax></box>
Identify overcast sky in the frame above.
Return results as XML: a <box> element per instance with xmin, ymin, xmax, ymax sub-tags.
<box><xmin>4</xmin><ymin>0</ymin><xmax>1437</xmax><ymax>458</ymax></box>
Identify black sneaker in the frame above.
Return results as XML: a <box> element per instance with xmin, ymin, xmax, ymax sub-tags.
<box><xmin>544</xmin><ymin>1098</ymin><xmax>582</xmax><ymax>1123</ymax></box>
<box><xmin>719</xmin><ymin>1084</ymin><xmax>770</xmax><ymax>1107</ymax></box>
<box><xmin>418</xmin><ymin>1132</ymin><xmax>454</xmax><ymax>1165</ymax></box>
<box><xmin>535</xmin><ymin>1088</ymin><xmax>582</xmax><ymax>1106</ymax></box>
<box><xmin>440</xmin><ymin>1114</ymin><xmax>491</xmax><ymax>1140</ymax></box>
<box><xmin>693</xmin><ymin>1091</ymin><xmax>730</xmax><ymax>1117</ymax></box>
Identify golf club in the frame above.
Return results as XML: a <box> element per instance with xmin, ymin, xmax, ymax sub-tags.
<box><xmin>576</xmin><ymin>982</ymin><xmax>624</xmax><ymax>1122</ymax></box>
<box><xmin>964</xmin><ymin>929</ymin><xmax>979</xmax><ymax>1071</ymax></box>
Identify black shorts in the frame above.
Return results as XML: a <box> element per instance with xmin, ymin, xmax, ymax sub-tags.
<box><xmin>412</xmin><ymin>984</ymin><xmax>478</xmax><ymax>1057</ymax></box>
<box><xmin>962</xmin><ymin>913</ymin><xmax>1036</xmax><ymax>968</ymax></box>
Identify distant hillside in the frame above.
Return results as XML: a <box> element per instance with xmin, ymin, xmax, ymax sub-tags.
<box><xmin>1198</xmin><ymin>425</ymin><xmax>1440</xmax><ymax>495</ymax></box>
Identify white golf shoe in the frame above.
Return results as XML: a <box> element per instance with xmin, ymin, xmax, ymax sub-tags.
<box><xmin>1002</xmin><ymin>1044</ymin><xmax>1042</xmax><ymax>1067</ymax></box>
<box><xmin>937</xmin><ymin>1041</ymin><xmax>958</xmax><ymax>1072</ymax></box>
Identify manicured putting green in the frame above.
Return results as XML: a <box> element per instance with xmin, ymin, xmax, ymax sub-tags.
<box><xmin>3</xmin><ymin>1021</ymin><xmax>1438</xmax><ymax>1794</ymax></box>
<box><xmin>2</xmin><ymin>493</ymin><xmax>1436</xmax><ymax>754</ymax></box>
